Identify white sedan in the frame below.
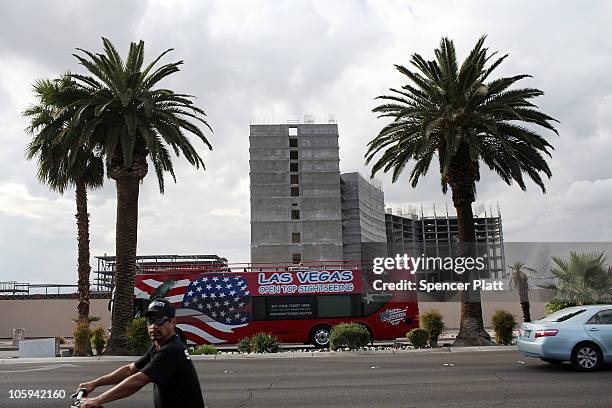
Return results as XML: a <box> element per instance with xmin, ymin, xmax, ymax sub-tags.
<box><xmin>518</xmin><ymin>304</ymin><xmax>612</xmax><ymax>371</ymax></box>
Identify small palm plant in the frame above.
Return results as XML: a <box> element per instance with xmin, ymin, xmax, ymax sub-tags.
<box><xmin>507</xmin><ymin>261</ymin><xmax>538</xmax><ymax>322</ymax></box>
<box><xmin>540</xmin><ymin>251</ymin><xmax>612</xmax><ymax>305</ymax></box>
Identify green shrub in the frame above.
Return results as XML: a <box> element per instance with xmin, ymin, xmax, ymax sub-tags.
<box><xmin>236</xmin><ymin>333</ymin><xmax>281</xmax><ymax>353</ymax></box>
<box><xmin>71</xmin><ymin>315</ymin><xmax>101</xmax><ymax>324</ymax></box>
<box><xmin>407</xmin><ymin>328</ymin><xmax>429</xmax><ymax>349</ymax></box>
<box><xmin>237</xmin><ymin>337</ymin><xmax>251</xmax><ymax>353</ymax></box>
<box><xmin>250</xmin><ymin>332</ymin><xmax>280</xmax><ymax>353</ymax></box>
<box><xmin>73</xmin><ymin>322</ymin><xmax>91</xmax><ymax>356</ymax></box>
<box><xmin>127</xmin><ymin>317</ymin><xmax>152</xmax><ymax>355</ymax></box>
<box><xmin>329</xmin><ymin>323</ymin><xmax>370</xmax><ymax>351</ymax></box>
<box><xmin>55</xmin><ymin>336</ymin><xmax>66</xmax><ymax>345</ymax></box>
<box><xmin>420</xmin><ymin>310</ymin><xmax>444</xmax><ymax>347</ymax></box>
<box><xmin>90</xmin><ymin>327</ymin><xmax>106</xmax><ymax>355</ymax></box>
<box><xmin>191</xmin><ymin>344</ymin><xmax>219</xmax><ymax>355</ymax></box>
<box><xmin>491</xmin><ymin>310</ymin><xmax>516</xmax><ymax>345</ymax></box>
<box><xmin>545</xmin><ymin>300</ymin><xmax>577</xmax><ymax>315</ymax></box>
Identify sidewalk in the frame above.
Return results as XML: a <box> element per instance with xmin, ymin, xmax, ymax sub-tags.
<box><xmin>0</xmin><ymin>330</ymin><xmax>516</xmax><ymax>362</ymax></box>
<box><xmin>1</xmin><ymin>345</ymin><xmax>518</xmax><ymax>365</ymax></box>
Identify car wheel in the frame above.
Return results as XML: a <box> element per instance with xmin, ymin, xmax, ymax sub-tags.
<box><xmin>571</xmin><ymin>342</ymin><xmax>602</xmax><ymax>371</ymax></box>
<box><xmin>542</xmin><ymin>358</ymin><xmax>563</xmax><ymax>366</ymax></box>
<box><xmin>310</xmin><ymin>325</ymin><xmax>331</xmax><ymax>348</ymax></box>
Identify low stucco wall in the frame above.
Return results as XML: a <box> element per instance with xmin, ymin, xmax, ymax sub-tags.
<box><xmin>1</xmin><ymin>292</ymin><xmax>547</xmax><ymax>338</ymax></box>
<box><xmin>1</xmin><ymin>299</ymin><xmax>111</xmax><ymax>338</ymax></box>
<box><xmin>417</xmin><ymin>290</ymin><xmax>550</xmax><ymax>329</ymax></box>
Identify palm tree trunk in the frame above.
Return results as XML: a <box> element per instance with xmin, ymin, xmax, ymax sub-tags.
<box><xmin>520</xmin><ymin>302</ymin><xmax>531</xmax><ymax>322</ymax></box>
<box><xmin>519</xmin><ymin>282</ymin><xmax>531</xmax><ymax>322</ymax></box>
<box><xmin>452</xmin><ymin>199</ymin><xmax>494</xmax><ymax>346</ymax></box>
<box><xmin>74</xmin><ymin>180</ymin><xmax>93</xmax><ymax>356</ymax></box>
<box><xmin>105</xmin><ymin>176</ymin><xmax>140</xmax><ymax>355</ymax></box>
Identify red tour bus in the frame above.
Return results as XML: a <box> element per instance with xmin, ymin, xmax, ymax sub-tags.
<box><xmin>133</xmin><ymin>261</ymin><xmax>419</xmax><ymax>348</ymax></box>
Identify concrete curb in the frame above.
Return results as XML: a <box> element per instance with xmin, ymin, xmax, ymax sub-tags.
<box><xmin>0</xmin><ymin>345</ymin><xmax>518</xmax><ymax>364</ymax></box>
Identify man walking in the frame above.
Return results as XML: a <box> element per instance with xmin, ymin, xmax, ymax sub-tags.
<box><xmin>77</xmin><ymin>299</ymin><xmax>205</xmax><ymax>408</ymax></box>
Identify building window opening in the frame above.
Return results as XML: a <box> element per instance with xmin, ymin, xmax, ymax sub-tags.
<box><xmin>291</xmin><ymin>187</ymin><xmax>299</xmax><ymax>196</ymax></box>
<box><xmin>289</xmin><ymin>127</ymin><xmax>298</xmax><ymax>136</ymax></box>
<box><xmin>290</xmin><ymin>175</ymin><xmax>299</xmax><ymax>184</ymax></box>
<box><xmin>291</xmin><ymin>210</ymin><xmax>300</xmax><ymax>220</ymax></box>
<box><xmin>289</xmin><ymin>138</ymin><xmax>298</xmax><ymax>147</ymax></box>
<box><xmin>292</xmin><ymin>233</ymin><xmax>301</xmax><ymax>243</ymax></box>
<box><xmin>290</xmin><ymin>162</ymin><xmax>298</xmax><ymax>172</ymax></box>
<box><xmin>290</xmin><ymin>150</ymin><xmax>298</xmax><ymax>160</ymax></box>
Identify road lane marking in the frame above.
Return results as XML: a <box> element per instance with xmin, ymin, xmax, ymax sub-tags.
<box><xmin>0</xmin><ymin>364</ymin><xmax>79</xmax><ymax>373</ymax></box>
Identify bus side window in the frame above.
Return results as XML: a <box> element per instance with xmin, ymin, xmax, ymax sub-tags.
<box><xmin>252</xmin><ymin>297</ymin><xmax>266</xmax><ymax>321</ymax></box>
<box><xmin>316</xmin><ymin>295</ymin><xmax>362</xmax><ymax>318</ymax></box>
<box><xmin>363</xmin><ymin>293</ymin><xmax>394</xmax><ymax>316</ymax></box>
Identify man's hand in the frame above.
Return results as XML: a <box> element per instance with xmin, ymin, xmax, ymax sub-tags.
<box><xmin>79</xmin><ymin>397</ymin><xmax>101</xmax><ymax>408</ymax></box>
<box><xmin>76</xmin><ymin>381</ymin><xmax>96</xmax><ymax>394</ymax></box>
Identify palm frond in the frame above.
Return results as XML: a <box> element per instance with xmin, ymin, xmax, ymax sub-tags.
<box><xmin>69</xmin><ymin>38</ymin><xmax>212</xmax><ymax>192</ymax></box>
<box><xmin>367</xmin><ymin>35</ymin><xmax>558</xmax><ymax>203</ymax></box>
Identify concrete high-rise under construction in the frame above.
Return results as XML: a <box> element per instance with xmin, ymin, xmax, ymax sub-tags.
<box><xmin>250</xmin><ymin>122</ymin><xmax>343</xmax><ymax>264</ymax></box>
<box><xmin>385</xmin><ymin>207</ymin><xmax>505</xmax><ymax>279</ymax></box>
<box><xmin>340</xmin><ymin>172</ymin><xmax>387</xmax><ymax>262</ymax></box>
<box><xmin>249</xmin><ymin>121</ymin><xmax>505</xmax><ymax>273</ymax></box>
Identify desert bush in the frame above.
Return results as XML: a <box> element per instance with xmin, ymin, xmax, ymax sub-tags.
<box><xmin>191</xmin><ymin>344</ymin><xmax>219</xmax><ymax>355</ymax></box>
<box><xmin>127</xmin><ymin>317</ymin><xmax>152</xmax><ymax>355</ymax></box>
<box><xmin>236</xmin><ymin>333</ymin><xmax>280</xmax><ymax>353</ymax></box>
<box><xmin>407</xmin><ymin>328</ymin><xmax>429</xmax><ymax>349</ymax></box>
<box><xmin>237</xmin><ymin>337</ymin><xmax>251</xmax><ymax>353</ymax></box>
<box><xmin>420</xmin><ymin>310</ymin><xmax>444</xmax><ymax>347</ymax></box>
<box><xmin>90</xmin><ymin>327</ymin><xmax>106</xmax><ymax>355</ymax></box>
<box><xmin>491</xmin><ymin>310</ymin><xmax>516</xmax><ymax>345</ymax></box>
<box><xmin>250</xmin><ymin>332</ymin><xmax>280</xmax><ymax>353</ymax></box>
<box><xmin>329</xmin><ymin>323</ymin><xmax>370</xmax><ymax>351</ymax></box>
<box><xmin>73</xmin><ymin>322</ymin><xmax>91</xmax><ymax>356</ymax></box>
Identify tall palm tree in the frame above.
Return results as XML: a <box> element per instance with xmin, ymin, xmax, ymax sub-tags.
<box><xmin>541</xmin><ymin>251</ymin><xmax>612</xmax><ymax>305</ymax></box>
<box><xmin>366</xmin><ymin>36</ymin><xmax>558</xmax><ymax>346</ymax></box>
<box><xmin>68</xmin><ymin>38</ymin><xmax>212</xmax><ymax>354</ymax></box>
<box><xmin>507</xmin><ymin>261</ymin><xmax>537</xmax><ymax>322</ymax></box>
<box><xmin>24</xmin><ymin>76</ymin><xmax>104</xmax><ymax>356</ymax></box>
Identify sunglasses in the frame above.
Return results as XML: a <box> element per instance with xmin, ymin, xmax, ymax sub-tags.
<box><xmin>146</xmin><ymin>317</ymin><xmax>170</xmax><ymax>326</ymax></box>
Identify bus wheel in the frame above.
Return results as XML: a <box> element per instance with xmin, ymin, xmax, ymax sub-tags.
<box><xmin>310</xmin><ymin>325</ymin><xmax>331</xmax><ymax>348</ymax></box>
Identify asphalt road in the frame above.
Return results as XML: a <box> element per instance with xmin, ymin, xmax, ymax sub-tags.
<box><xmin>0</xmin><ymin>350</ymin><xmax>610</xmax><ymax>408</ymax></box>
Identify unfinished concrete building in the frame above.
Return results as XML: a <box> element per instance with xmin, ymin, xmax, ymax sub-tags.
<box><xmin>385</xmin><ymin>207</ymin><xmax>505</xmax><ymax>280</ymax></box>
<box><xmin>340</xmin><ymin>172</ymin><xmax>388</xmax><ymax>262</ymax></box>
<box><xmin>250</xmin><ymin>123</ymin><xmax>343</xmax><ymax>263</ymax></box>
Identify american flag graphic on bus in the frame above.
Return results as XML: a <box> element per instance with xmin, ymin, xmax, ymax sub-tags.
<box><xmin>135</xmin><ymin>274</ymin><xmax>251</xmax><ymax>344</ymax></box>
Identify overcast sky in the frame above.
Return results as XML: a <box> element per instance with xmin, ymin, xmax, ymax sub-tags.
<box><xmin>1</xmin><ymin>0</ymin><xmax>611</xmax><ymax>284</ymax></box>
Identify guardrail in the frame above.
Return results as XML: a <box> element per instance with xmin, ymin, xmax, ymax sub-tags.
<box><xmin>0</xmin><ymin>282</ymin><xmax>97</xmax><ymax>295</ymax></box>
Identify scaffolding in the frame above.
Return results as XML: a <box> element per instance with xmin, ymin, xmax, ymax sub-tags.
<box><xmin>94</xmin><ymin>254</ymin><xmax>228</xmax><ymax>292</ymax></box>
<box><xmin>385</xmin><ymin>204</ymin><xmax>505</xmax><ymax>280</ymax></box>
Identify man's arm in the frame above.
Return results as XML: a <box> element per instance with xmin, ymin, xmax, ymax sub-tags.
<box><xmin>78</xmin><ymin>363</ymin><xmax>139</xmax><ymax>392</ymax></box>
<box><xmin>83</xmin><ymin>372</ymin><xmax>151</xmax><ymax>407</ymax></box>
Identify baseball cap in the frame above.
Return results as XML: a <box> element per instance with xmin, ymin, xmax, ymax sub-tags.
<box><xmin>145</xmin><ymin>298</ymin><xmax>176</xmax><ymax>318</ymax></box>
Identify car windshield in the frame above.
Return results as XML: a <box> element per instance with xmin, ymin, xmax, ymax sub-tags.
<box><xmin>540</xmin><ymin>308</ymin><xmax>586</xmax><ymax>322</ymax></box>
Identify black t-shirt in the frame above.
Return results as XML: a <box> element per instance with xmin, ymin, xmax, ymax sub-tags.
<box><xmin>135</xmin><ymin>335</ymin><xmax>205</xmax><ymax>408</ymax></box>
